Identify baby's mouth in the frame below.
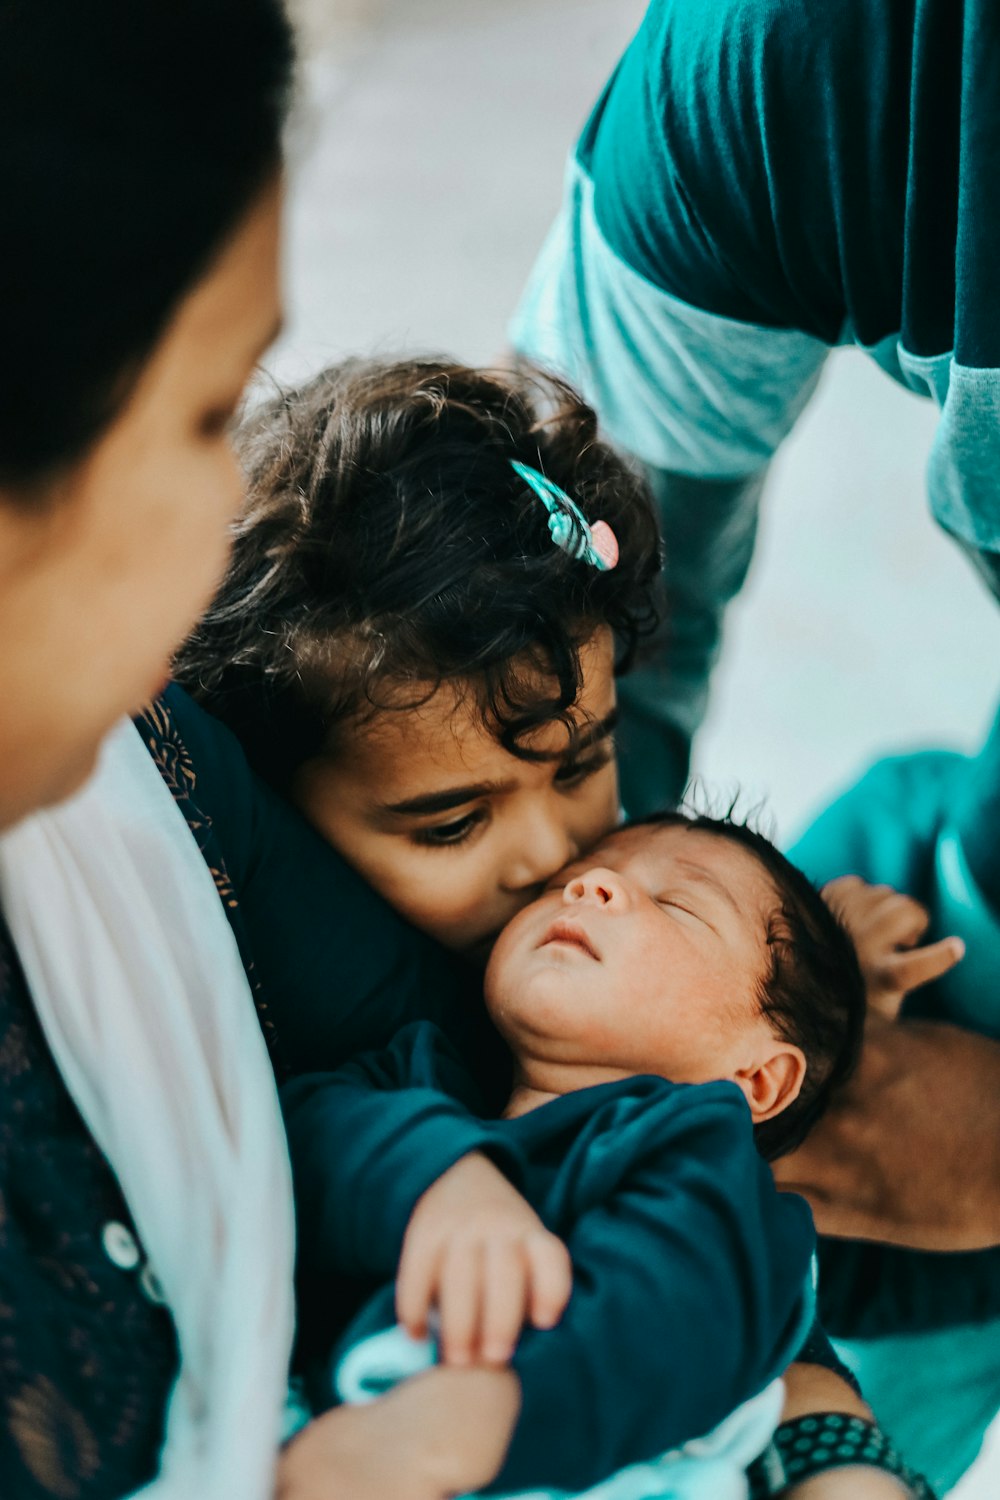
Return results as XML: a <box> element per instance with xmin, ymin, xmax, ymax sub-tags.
<box><xmin>540</xmin><ymin>917</ymin><xmax>601</xmax><ymax>961</ymax></box>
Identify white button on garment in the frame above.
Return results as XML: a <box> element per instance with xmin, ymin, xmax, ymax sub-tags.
<box><xmin>139</xmin><ymin>1263</ymin><xmax>167</xmax><ymax>1306</ymax></box>
<box><xmin>101</xmin><ymin>1220</ymin><xmax>141</xmax><ymax>1271</ymax></box>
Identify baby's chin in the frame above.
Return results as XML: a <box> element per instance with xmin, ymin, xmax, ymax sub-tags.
<box><xmin>483</xmin><ymin>957</ymin><xmax>584</xmax><ymax>1046</ymax></box>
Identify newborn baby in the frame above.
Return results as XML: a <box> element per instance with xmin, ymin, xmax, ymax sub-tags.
<box><xmin>284</xmin><ymin>811</ymin><xmax>867</xmax><ymax>1494</ymax></box>
<box><xmin>486</xmin><ymin>811</ymin><xmax>863</xmax><ymax>1154</ymax></box>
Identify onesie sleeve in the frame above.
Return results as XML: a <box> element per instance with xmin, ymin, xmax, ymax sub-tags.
<box><xmin>488</xmin><ymin>1081</ymin><xmax>815</xmax><ymax>1494</ymax></box>
<box><xmin>282</xmin><ymin>1024</ymin><xmax>521</xmax><ymax>1280</ymax></box>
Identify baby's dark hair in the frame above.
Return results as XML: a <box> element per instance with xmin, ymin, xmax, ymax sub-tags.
<box><xmin>176</xmin><ymin>358</ymin><xmax>662</xmax><ymax>785</ymax></box>
<box><xmin>628</xmin><ymin>810</ymin><xmax>866</xmax><ymax>1161</ymax></box>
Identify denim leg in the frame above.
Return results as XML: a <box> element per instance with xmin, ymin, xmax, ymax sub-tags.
<box><xmin>617</xmin><ymin>464</ymin><xmax>766</xmax><ymax>816</ymax></box>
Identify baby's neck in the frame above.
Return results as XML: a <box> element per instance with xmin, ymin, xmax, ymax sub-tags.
<box><xmin>500</xmin><ymin>1056</ymin><xmax>639</xmax><ymax>1119</ymax></box>
<box><xmin>502</xmin><ymin>1081</ymin><xmax>560</xmax><ymax>1119</ymax></box>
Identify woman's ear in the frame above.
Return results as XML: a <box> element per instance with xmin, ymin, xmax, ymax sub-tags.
<box><xmin>734</xmin><ymin>1044</ymin><xmax>806</xmax><ymax>1123</ymax></box>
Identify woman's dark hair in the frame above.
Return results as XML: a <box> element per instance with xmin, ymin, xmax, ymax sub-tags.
<box><xmin>0</xmin><ymin>0</ymin><xmax>294</xmax><ymax>488</ymax></box>
<box><xmin>628</xmin><ymin>810</ymin><xmax>867</xmax><ymax>1161</ymax></box>
<box><xmin>175</xmin><ymin>358</ymin><xmax>663</xmax><ymax>785</ymax></box>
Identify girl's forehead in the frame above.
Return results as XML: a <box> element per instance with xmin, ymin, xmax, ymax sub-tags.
<box><xmin>331</xmin><ymin>633</ymin><xmax>617</xmax><ymax>796</ymax></box>
<box><xmin>339</xmin><ymin>683</ymin><xmax>616</xmax><ymax>803</ymax></box>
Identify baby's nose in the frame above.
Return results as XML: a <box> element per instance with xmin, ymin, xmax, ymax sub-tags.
<box><xmin>564</xmin><ymin>866</ymin><xmax>628</xmax><ymax>909</ymax></box>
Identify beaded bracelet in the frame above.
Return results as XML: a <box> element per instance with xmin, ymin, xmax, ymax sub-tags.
<box><xmin>746</xmin><ymin>1411</ymin><xmax>938</xmax><ymax>1498</ymax></box>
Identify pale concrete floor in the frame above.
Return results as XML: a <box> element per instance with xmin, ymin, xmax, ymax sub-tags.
<box><xmin>271</xmin><ymin>3</ymin><xmax>1000</xmax><ymax>1491</ymax></box>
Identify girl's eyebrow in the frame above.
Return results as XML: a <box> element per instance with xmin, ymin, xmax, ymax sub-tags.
<box><xmin>564</xmin><ymin>708</ymin><xmax>618</xmax><ymax>760</ymax></box>
<box><xmin>377</xmin><ymin>710</ymin><xmax>618</xmax><ymax>818</ymax></box>
<box><xmin>379</xmin><ymin>780</ymin><xmax>515</xmax><ymax>817</ymax></box>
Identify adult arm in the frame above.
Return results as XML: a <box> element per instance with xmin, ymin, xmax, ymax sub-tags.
<box><xmin>778</xmin><ymin>1365</ymin><xmax>919</xmax><ymax>1499</ymax></box>
<box><xmin>773</xmin><ymin>1013</ymin><xmax>1000</xmax><ymax>1251</ymax></box>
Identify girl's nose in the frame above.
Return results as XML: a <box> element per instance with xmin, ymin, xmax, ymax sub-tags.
<box><xmin>501</xmin><ymin>811</ymin><xmax>578</xmax><ymax>893</ymax></box>
<box><xmin>563</xmin><ymin>866</ymin><xmax>629</xmax><ymax>910</ymax></box>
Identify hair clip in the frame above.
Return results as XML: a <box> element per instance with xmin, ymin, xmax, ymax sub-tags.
<box><xmin>510</xmin><ymin>460</ymin><xmax>619</xmax><ymax>571</ymax></box>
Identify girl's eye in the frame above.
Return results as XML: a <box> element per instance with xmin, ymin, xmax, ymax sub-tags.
<box><xmin>411</xmin><ymin>810</ymin><xmax>485</xmax><ymax>848</ymax></box>
<box><xmin>554</xmin><ymin>747</ymin><xmax>613</xmax><ymax>789</ymax></box>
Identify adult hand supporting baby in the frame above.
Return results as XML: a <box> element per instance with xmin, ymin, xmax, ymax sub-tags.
<box><xmin>276</xmin><ymin>1364</ymin><xmax>521</xmax><ymax>1500</ymax></box>
<box><xmin>820</xmin><ymin>876</ymin><xmax>965</xmax><ymax>1018</ymax></box>
<box><xmin>774</xmin><ymin>875</ymin><xmax>1000</xmax><ymax>1249</ymax></box>
<box><xmin>397</xmin><ymin>1150</ymin><xmax>573</xmax><ymax>1366</ymax></box>
<box><xmin>773</xmin><ymin>1011</ymin><xmax>1000</xmax><ymax>1249</ymax></box>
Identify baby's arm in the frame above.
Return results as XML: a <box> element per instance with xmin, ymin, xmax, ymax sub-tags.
<box><xmin>485</xmin><ymin>1082</ymin><xmax>816</xmax><ymax>1495</ymax></box>
<box><xmin>282</xmin><ymin>1024</ymin><xmax>502</xmax><ymax>1280</ymax></box>
<box><xmin>398</xmin><ymin>1149</ymin><xmax>571</xmax><ymax>1365</ymax></box>
<box><xmin>282</xmin><ymin>1022</ymin><xmax>570</xmax><ymax>1364</ymax></box>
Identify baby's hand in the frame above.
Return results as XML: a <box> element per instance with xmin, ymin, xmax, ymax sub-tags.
<box><xmin>821</xmin><ymin>874</ymin><xmax>964</xmax><ymax>1018</ymax></box>
<box><xmin>396</xmin><ymin>1151</ymin><xmax>571</xmax><ymax>1367</ymax></box>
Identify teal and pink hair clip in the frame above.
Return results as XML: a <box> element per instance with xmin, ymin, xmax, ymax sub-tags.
<box><xmin>510</xmin><ymin>459</ymin><xmax>619</xmax><ymax>571</ymax></box>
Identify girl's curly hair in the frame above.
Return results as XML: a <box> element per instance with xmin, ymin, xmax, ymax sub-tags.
<box><xmin>175</xmin><ymin>358</ymin><xmax>663</xmax><ymax>786</ymax></box>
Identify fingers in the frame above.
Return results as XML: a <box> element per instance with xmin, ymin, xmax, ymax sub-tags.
<box><xmin>524</xmin><ymin>1230</ymin><xmax>573</xmax><ymax>1331</ymax></box>
<box><xmin>872</xmin><ymin>891</ymin><xmax>931</xmax><ymax>949</ymax></box>
<box><xmin>821</xmin><ymin>873</ymin><xmax>865</xmax><ymax>901</ymax></box>
<box><xmin>822</xmin><ymin>877</ymin><xmax>932</xmax><ymax>947</ymax></box>
<box><xmin>438</xmin><ymin>1240</ymin><xmax>484</xmax><ymax>1366</ymax></box>
<box><xmin>396</xmin><ymin>1233</ymin><xmax>440</xmax><ymax>1341</ymax></box>
<box><xmin>397</xmin><ymin>1230</ymin><xmax>571</xmax><ymax>1366</ymax></box>
<box><xmin>479</xmin><ymin>1241</ymin><xmax>528</xmax><ymax>1365</ymax></box>
<box><xmin>879</xmin><ymin>936</ymin><xmax>965</xmax><ymax>999</ymax></box>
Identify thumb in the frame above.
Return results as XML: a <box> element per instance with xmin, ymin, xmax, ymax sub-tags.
<box><xmin>875</xmin><ymin>937</ymin><xmax>965</xmax><ymax>1014</ymax></box>
<box><xmin>887</xmin><ymin>936</ymin><xmax>965</xmax><ymax>996</ymax></box>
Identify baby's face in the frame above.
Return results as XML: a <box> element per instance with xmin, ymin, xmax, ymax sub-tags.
<box><xmin>484</xmin><ymin>823</ymin><xmax>780</xmax><ymax>1085</ymax></box>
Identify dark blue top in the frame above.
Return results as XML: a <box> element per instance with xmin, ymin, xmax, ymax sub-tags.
<box><xmin>286</xmin><ymin>1022</ymin><xmax>816</xmax><ymax>1494</ymax></box>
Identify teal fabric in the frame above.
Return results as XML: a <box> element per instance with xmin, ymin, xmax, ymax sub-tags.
<box><xmin>833</xmin><ymin>1320</ymin><xmax>1000</xmax><ymax>1496</ymax></box>
<box><xmin>509</xmin><ymin>157</ymin><xmax>828</xmax><ymax>481</ymax></box>
<box><xmin>577</xmin><ymin>0</ymin><xmax>1000</xmax><ymax>366</ymax></box>
<box><xmin>788</xmin><ymin>749</ymin><xmax>1000</xmax><ymax>1488</ymax></box>
<box><xmin>510</xmin><ymin>2</ymin><xmax>1000</xmax><ymax>814</ymax></box>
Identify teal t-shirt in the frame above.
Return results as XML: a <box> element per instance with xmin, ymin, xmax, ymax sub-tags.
<box><xmin>585</xmin><ymin>0</ymin><xmax>995</xmax><ymax>364</ymax></box>
<box><xmin>512</xmin><ymin>0</ymin><xmax>1000</xmax><ymax>552</ymax></box>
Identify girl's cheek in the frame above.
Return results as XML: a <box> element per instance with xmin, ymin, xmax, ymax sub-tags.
<box><xmin>576</xmin><ymin>774</ymin><xmax>620</xmax><ymax>844</ymax></box>
<box><xmin>397</xmin><ymin>858</ymin><xmax>488</xmax><ymax>926</ymax></box>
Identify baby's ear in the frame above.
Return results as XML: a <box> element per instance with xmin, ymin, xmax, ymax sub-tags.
<box><xmin>734</xmin><ymin>1045</ymin><xmax>806</xmax><ymax>1124</ymax></box>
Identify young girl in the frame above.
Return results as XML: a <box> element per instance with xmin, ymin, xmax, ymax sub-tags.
<box><xmin>176</xmin><ymin>358</ymin><xmax>662</xmax><ymax>956</ymax></box>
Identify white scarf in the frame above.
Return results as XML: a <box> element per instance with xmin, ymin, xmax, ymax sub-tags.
<box><xmin>0</xmin><ymin>718</ymin><xmax>295</xmax><ymax>1499</ymax></box>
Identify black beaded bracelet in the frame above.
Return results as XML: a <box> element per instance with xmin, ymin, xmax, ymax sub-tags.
<box><xmin>746</xmin><ymin>1411</ymin><xmax>938</xmax><ymax>1498</ymax></box>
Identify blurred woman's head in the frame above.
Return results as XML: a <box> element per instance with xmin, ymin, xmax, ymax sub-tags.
<box><xmin>0</xmin><ymin>0</ymin><xmax>295</xmax><ymax>827</ymax></box>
